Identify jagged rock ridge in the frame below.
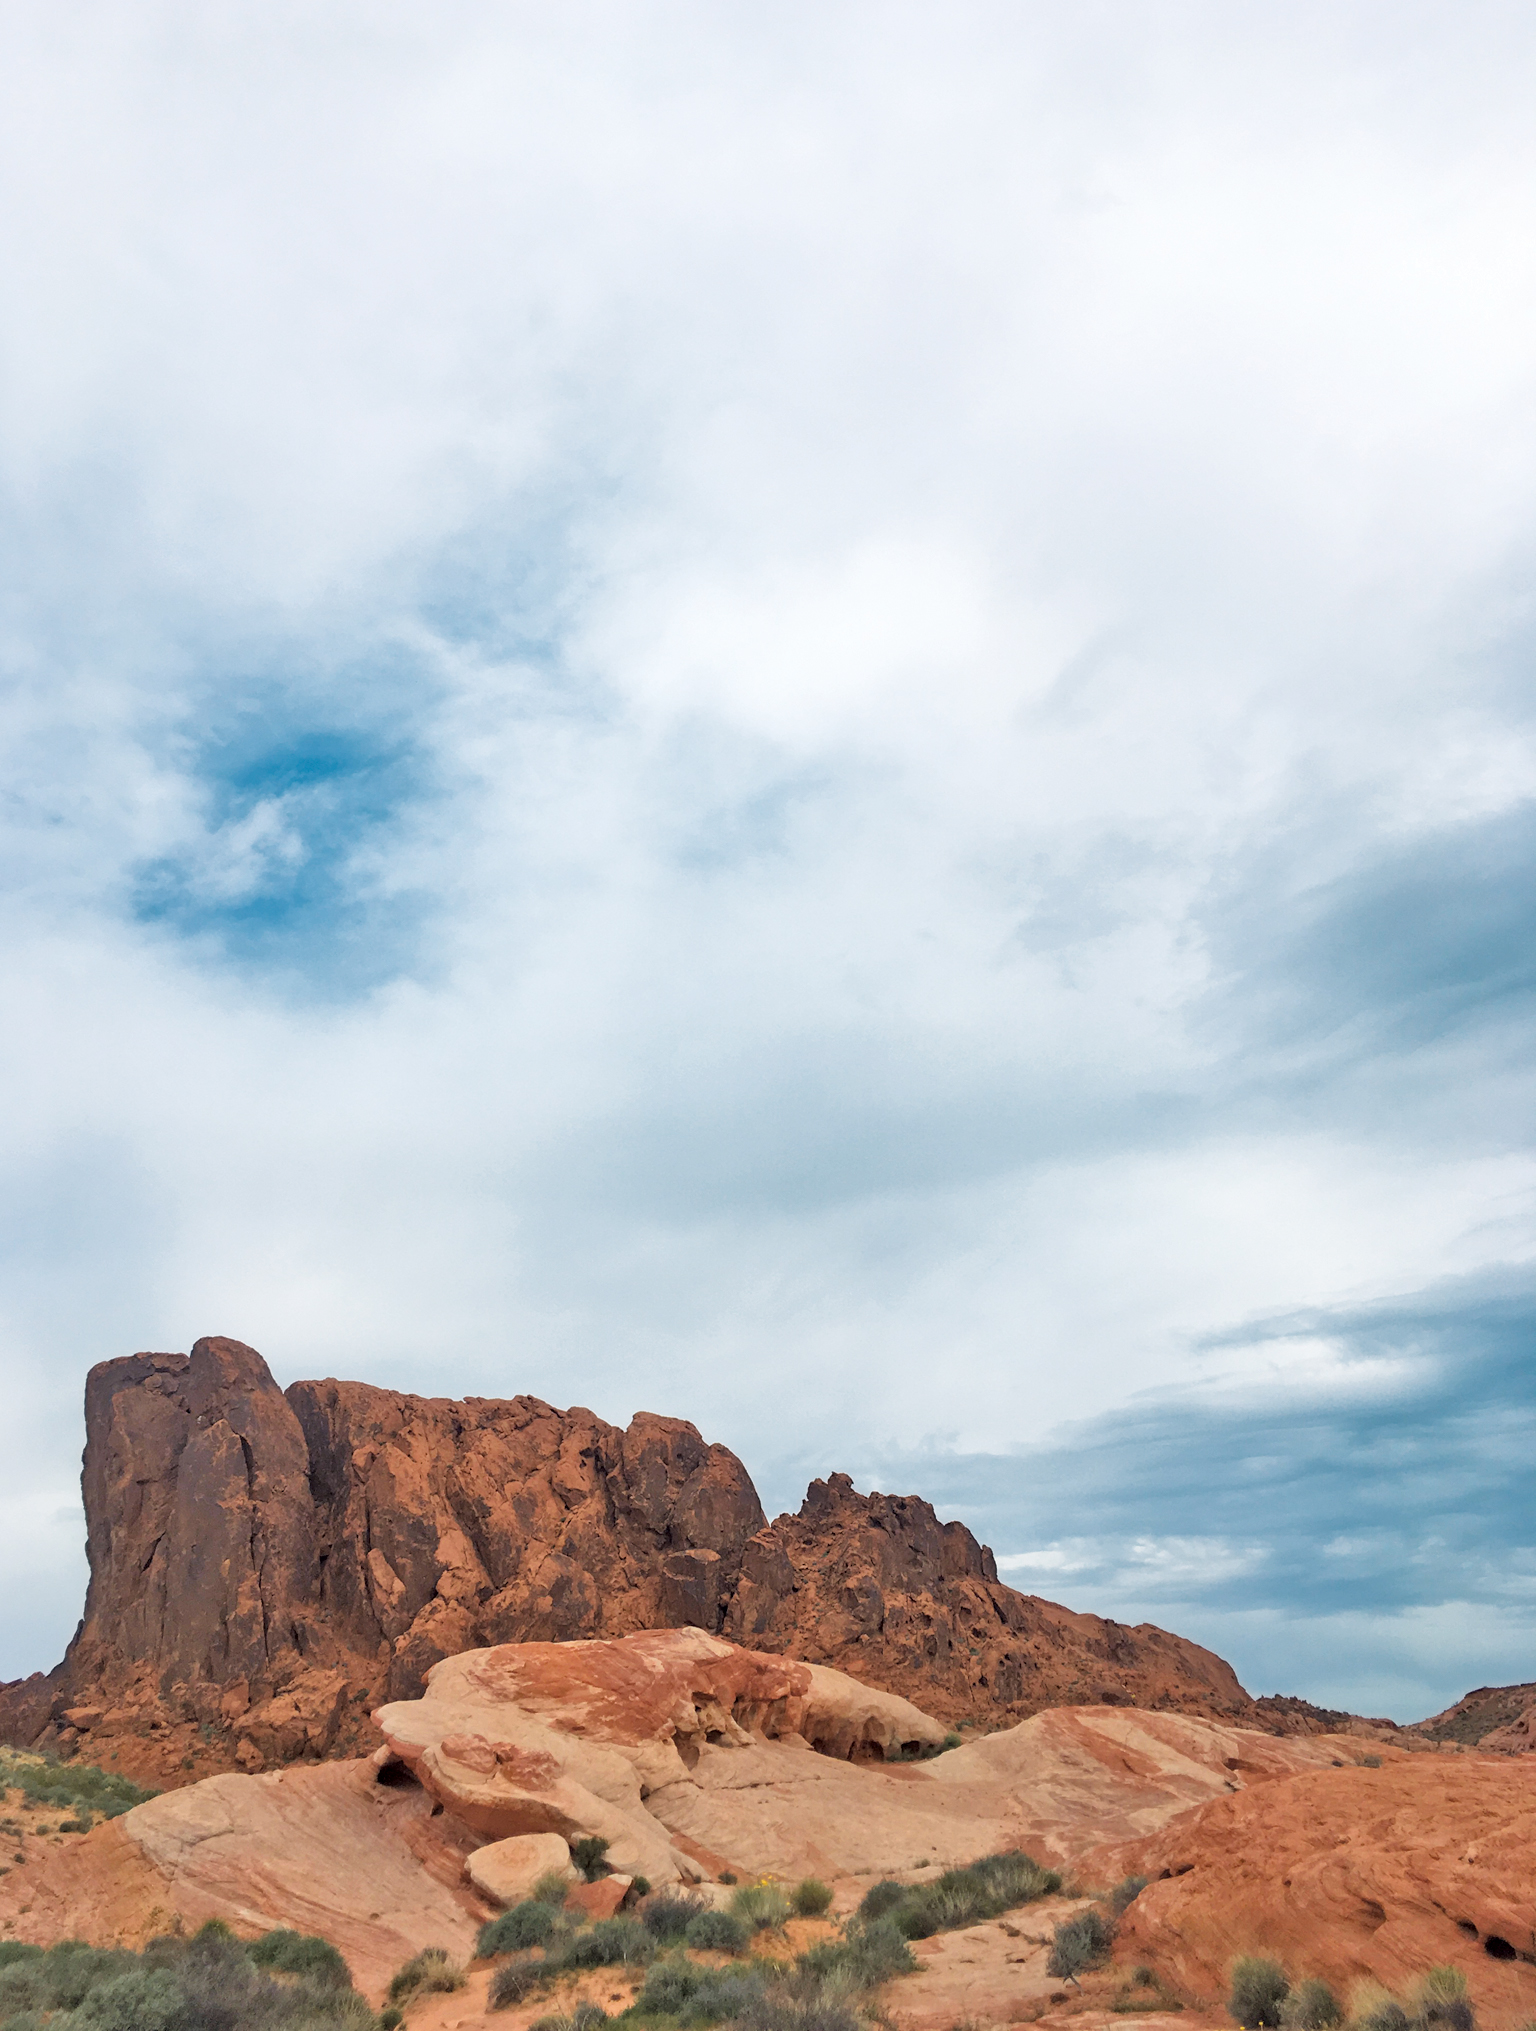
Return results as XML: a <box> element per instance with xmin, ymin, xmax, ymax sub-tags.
<box><xmin>1</xmin><ymin>1335</ymin><xmax>1259</xmax><ymax>1782</ymax></box>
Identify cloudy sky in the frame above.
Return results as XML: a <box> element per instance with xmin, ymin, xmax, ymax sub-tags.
<box><xmin>2</xmin><ymin>2</ymin><xmax>1532</xmax><ymax>1720</ymax></box>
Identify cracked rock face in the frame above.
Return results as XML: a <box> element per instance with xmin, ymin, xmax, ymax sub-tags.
<box><xmin>1</xmin><ymin>1336</ymin><xmax>1270</xmax><ymax>1782</ymax></box>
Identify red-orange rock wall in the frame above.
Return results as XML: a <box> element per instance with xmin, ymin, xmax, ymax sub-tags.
<box><xmin>2</xmin><ymin>1336</ymin><xmax>1273</xmax><ymax>1782</ymax></box>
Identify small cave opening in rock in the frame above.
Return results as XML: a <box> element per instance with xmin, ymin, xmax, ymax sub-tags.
<box><xmin>1457</xmin><ymin>1921</ymin><xmax>1478</xmax><ymax>1938</ymax></box>
<box><xmin>1483</xmin><ymin>1937</ymin><xmax>1516</xmax><ymax>1961</ymax></box>
<box><xmin>374</xmin><ymin>1758</ymin><xmax>420</xmax><ymax>1790</ymax></box>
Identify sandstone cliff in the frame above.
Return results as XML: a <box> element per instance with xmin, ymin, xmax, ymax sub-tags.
<box><xmin>0</xmin><ymin>1335</ymin><xmax>1260</xmax><ymax>1782</ymax></box>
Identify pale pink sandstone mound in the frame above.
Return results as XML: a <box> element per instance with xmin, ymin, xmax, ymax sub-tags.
<box><xmin>375</xmin><ymin>1628</ymin><xmax>1352</xmax><ymax>1886</ymax></box>
<box><xmin>0</xmin><ymin>1756</ymin><xmax>489</xmax><ymax>1999</ymax></box>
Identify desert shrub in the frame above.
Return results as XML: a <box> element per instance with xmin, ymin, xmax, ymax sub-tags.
<box><xmin>857</xmin><ymin>1852</ymin><xmax>1060</xmax><ymax>1940</ymax></box>
<box><xmin>791</xmin><ymin>1879</ymin><xmax>833</xmax><ymax>1918</ymax></box>
<box><xmin>1357</xmin><ymin>2004</ymin><xmax>1409</xmax><ymax>2031</ymax></box>
<box><xmin>640</xmin><ymin>1962</ymin><xmax>771</xmax><ymax>2025</ymax></box>
<box><xmin>718</xmin><ymin>1873</ymin><xmax>737</xmax><ymax>1886</ymax></box>
<box><xmin>1110</xmin><ymin>1875</ymin><xmax>1149</xmax><ymax>1916</ymax></box>
<box><xmin>532</xmin><ymin>1868</ymin><xmax>575</xmax><ymax>1905</ymax></box>
<box><xmin>528</xmin><ymin>2008</ymin><xmax>610</xmax><ymax>2031</ymax></box>
<box><xmin>642</xmin><ymin>1890</ymin><xmax>708</xmax><ymax>1942</ymax></box>
<box><xmin>0</xmin><ymin>1962</ymin><xmax>47</xmax><ymax>2016</ymax></box>
<box><xmin>556</xmin><ymin>1916</ymin><xmax>655</xmax><ymax>1969</ymax></box>
<box><xmin>684</xmin><ymin>1909</ymin><xmax>749</xmax><ymax>1954</ymax></box>
<box><xmin>571</xmin><ymin>1835</ymin><xmax>612</xmax><ymax>1880</ymax></box>
<box><xmin>380</xmin><ymin>2014</ymin><xmax>403</xmax><ymax>2030</ymax></box>
<box><xmin>1047</xmin><ymin>1911</ymin><xmax>1115</xmax><ymax>1982</ymax></box>
<box><xmin>489</xmin><ymin>1959</ymin><xmax>550</xmax><ymax>2010</ymax></box>
<box><xmin>0</xmin><ymin>1947</ymin><xmax>41</xmax><ymax>1971</ymax></box>
<box><xmin>731</xmin><ymin>1884</ymin><xmax>792</xmax><ymax>1932</ymax></box>
<box><xmin>734</xmin><ymin>1972</ymin><xmax>863</xmax><ymax>2031</ymax></box>
<box><xmin>39</xmin><ymin>1943</ymin><xmax>137</xmax><ymax>2011</ymax></box>
<box><xmin>631</xmin><ymin>1876</ymin><xmax>652</xmax><ymax>1898</ymax></box>
<box><xmin>68</xmin><ymin>1966</ymin><xmax>183</xmax><ymax>2031</ymax></box>
<box><xmin>387</xmin><ymin>1946</ymin><xmax>466</xmax><ymax>2003</ymax></box>
<box><xmin>1417</xmin><ymin>1969</ymin><xmax>1474</xmax><ymax>2031</ymax></box>
<box><xmin>1229</xmin><ymin>1957</ymin><xmax>1290</xmax><ymax>2027</ymax></box>
<box><xmin>642</xmin><ymin>1955</ymin><xmax>708</xmax><ymax>2014</ymax></box>
<box><xmin>797</xmin><ymin>1918</ymin><xmax>916</xmax><ymax>1989</ymax></box>
<box><xmin>1283</xmin><ymin>1979</ymin><xmax>1342</xmax><ymax>2030</ymax></box>
<box><xmin>856</xmin><ymin>1881</ymin><xmax>907</xmax><ymax>1922</ymax></box>
<box><xmin>1360</xmin><ymin>1756</ymin><xmax>1383</xmax><ymax>1769</ymax></box>
<box><xmin>247</xmin><ymin>1926</ymin><xmax>352</xmax><ymax>1988</ymax></box>
<box><xmin>479</xmin><ymin>1898</ymin><xmax>564</xmax><ymax>1955</ymax></box>
<box><xmin>681</xmin><ymin>1968</ymin><xmax>780</xmax><ymax>2026</ymax></box>
<box><xmin>1</xmin><ymin>1752</ymin><xmax>156</xmax><ymax>1823</ymax></box>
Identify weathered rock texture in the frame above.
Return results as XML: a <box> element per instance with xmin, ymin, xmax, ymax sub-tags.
<box><xmin>0</xmin><ymin>1758</ymin><xmax>491</xmax><ymax>2001</ymax></box>
<box><xmin>375</xmin><ymin>1629</ymin><xmax>1355</xmax><ymax>1891</ymax></box>
<box><xmin>375</xmin><ymin>1626</ymin><xmax>952</xmax><ymax>1884</ymax></box>
<box><xmin>1406</xmin><ymin>1680</ymin><xmax>1536</xmax><ymax>1753</ymax></box>
<box><xmin>1104</xmin><ymin>1750</ymin><xmax>1536</xmax><ymax>2031</ymax></box>
<box><xmin>724</xmin><ymin>1470</ymin><xmax>1253</xmax><ymax>1727</ymax></box>
<box><xmin>2</xmin><ymin>1335</ymin><xmax>1266</xmax><ymax>1780</ymax></box>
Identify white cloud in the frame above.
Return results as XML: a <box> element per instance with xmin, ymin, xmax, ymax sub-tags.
<box><xmin>0</xmin><ymin>2</ymin><xmax>1534</xmax><ymax>1708</ymax></box>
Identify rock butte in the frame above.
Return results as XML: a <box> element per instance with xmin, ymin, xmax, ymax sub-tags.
<box><xmin>0</xmin><ymin>1336</ymin><xmax>1306</xmax><ymax>1788</ymax></box>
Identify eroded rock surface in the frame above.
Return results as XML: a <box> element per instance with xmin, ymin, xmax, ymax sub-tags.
<box><xmin>1103</xmin><ymin>1750</ymin><xmax>1536</xmax><ymax>2031</ymax></box>
<box><xmin>375</xmin><ymin>1626</ymin><xmax>950</xmax><ymax>1882</ymax></box>
<box><xmin>0</xmin><ymin>1757</ymin><xmax>489</xmax><ymax>2000</ymax></box>
<box><xmin>375</xmin><ymin>1629</ymin><xmax>1349</xmax><ymax>1887</ymax></box>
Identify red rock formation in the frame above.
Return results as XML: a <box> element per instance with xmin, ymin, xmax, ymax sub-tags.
<box><xmin>1102</xmin><ymin>1749</ymin><xmax>1536</xmax><ymax>2031</ymax></box>
<box><xmin>725</xmin><ymin>1471</ymin><xmax>1254</xmax><ymax>1726</ymax></box>
<box><xmin>1407</xmin><ymin>1680</ymin><xmax>1536</xmax><ymax>1753</ymax></box>
<box><xmin>0</xmin><ymin>1337</ymin><xmax>1272</xmax><ymax>1780</ymax></box>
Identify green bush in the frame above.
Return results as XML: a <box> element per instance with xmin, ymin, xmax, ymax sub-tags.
<box><xmin>387</xmin><ymin>1946</ymin><xmax>466</xmax><ymax>2003</ymax></box>
<box><xmin>1109</xmin><ymin>1875</ymin><xmax>1149</xmax><ymax>1916</ymax></box>
<box><xmin>678</xmin><ymin>1968</ymin><xmax>774</xmax><ymax>2025</ymax></box>
<box><xmin>684</xmin><ymin>1909</ymin><xmax>749</xmax><ymax>1954</ymax></box>
<box><xmin>489</xmin><ymin>1959</ymin><xmax>549</xmax><ymax>2010</ymax></box>
<box><xmin>0</xmin><ymin>1927</ymin><xmax>366</xmax><ymax>2031</ymax></box>
<box><xmin>571</xmin><ymin>1835</ymin><xmax>612</xmax><ymax>1881</ymax></box>
<box><xmin>790</xmin><ymin>1880</ymin><xmax>833</xmax><ymax>1918</ymax></box>
<box><xmin>0</xmin><ymin>1947</ymin><xmax>41</xmax><ymax>1970</ymax></box>
<box><xmin>1283</xmin><ymin>1978</ymin><xmax>1341</xmax><ymax>2030</ymax></box>
<box><xmin>1047</xmin><ymin>1911</ymin><xmax>1114</xmax><ymax>1981</ymax></box>
<box><xmin>856</xmin><ymin>1852</ymin><xmax>1061</xmax><ymax>1940</ymax></box>
<box><xmin>531</xmin><ymin>1868</ymin><xmax>575</xmax><ymax>1905</ymax></box>
<box><xmin>556</xmin><ymin>1916</ymin><xmax>654</xmax><ymax>1969</ymax></box>
<box><xmin>68</xmin><ymin>1966</ymin><xmax>183</xmax><ymax>2031</ymax></box>
<box><xmin>479</xmin><ymin>1898</ymin><xmax>564</xmax><ymax>1955</ymax></box>
<box><xmin>797</xmin><ymin>1918</ymin><xmax>916</xmax><ymax>1989</ymax></box>
<box><xmin>247</xmin><ymin>1926</ymin><xmax>352</xmax><ymax>1987</ymax></box>
<box><xmin>1228</xmin><ymin>1957</ymin><xmax>1290</xmax><ymax>2027</ymax></box>
<box><xmin>0</xmin><ymin>1752</ymin><xmax>155</xmax><ymax>1823</ymax></box>
<box><xmin>641</xmin><ymin>1891</ymin><xmax>708</xmax><ymax>1942</ymax></box>
<box><xmin>1418</xmin><ymin>1969</ymin><xmax>1474</xmax><ymax>2031</ymax></box>
<box><xmin>731</xmin><ymin>1884</ymin><xmax>792</xmax><ymax>1932</ymax></box>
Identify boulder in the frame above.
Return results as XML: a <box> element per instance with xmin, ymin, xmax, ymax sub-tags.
<box><xmin>465</xmin><ymin>1831</ymin><xmax>575</xmax><ymax>1905</ymax></box>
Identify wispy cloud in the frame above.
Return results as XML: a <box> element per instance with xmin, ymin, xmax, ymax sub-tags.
<box><xmin>0</xmin><ymin>4</ymin><xmax>1534</xmax><ymax>1715</ymax></box>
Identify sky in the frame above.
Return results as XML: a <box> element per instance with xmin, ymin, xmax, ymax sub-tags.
<box><xmin>1</xmin><ymin>1</ymin><xmax>1533</xmax><ymax>1722</ymax></box>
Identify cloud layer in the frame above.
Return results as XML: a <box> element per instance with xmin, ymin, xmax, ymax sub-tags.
<box><xmin>1</xmin><ymin>2</ymin><xmax>1533</xmax><ymax>1716</ymax></box>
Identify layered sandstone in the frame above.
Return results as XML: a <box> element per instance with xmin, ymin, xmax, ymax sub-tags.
<box><xmin>373</xmin><ymin>1628</ymin><xmax>1348</xmax><ymax>1888</ymax></box>
<box><xmin>2</xmin><ymin>1335</ymin><xmax>1267</xmax><ymax>1780</ymax></box>
<box><xmin>1103</xmin><ymin>1750</ymin><xmax>1536</xmax><ymax>2030</ymax></box>
<box><xmin>1406</xmin><ymin>1680</ymin><xmax>1536</xmax><ymax>1753</ymax></box>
